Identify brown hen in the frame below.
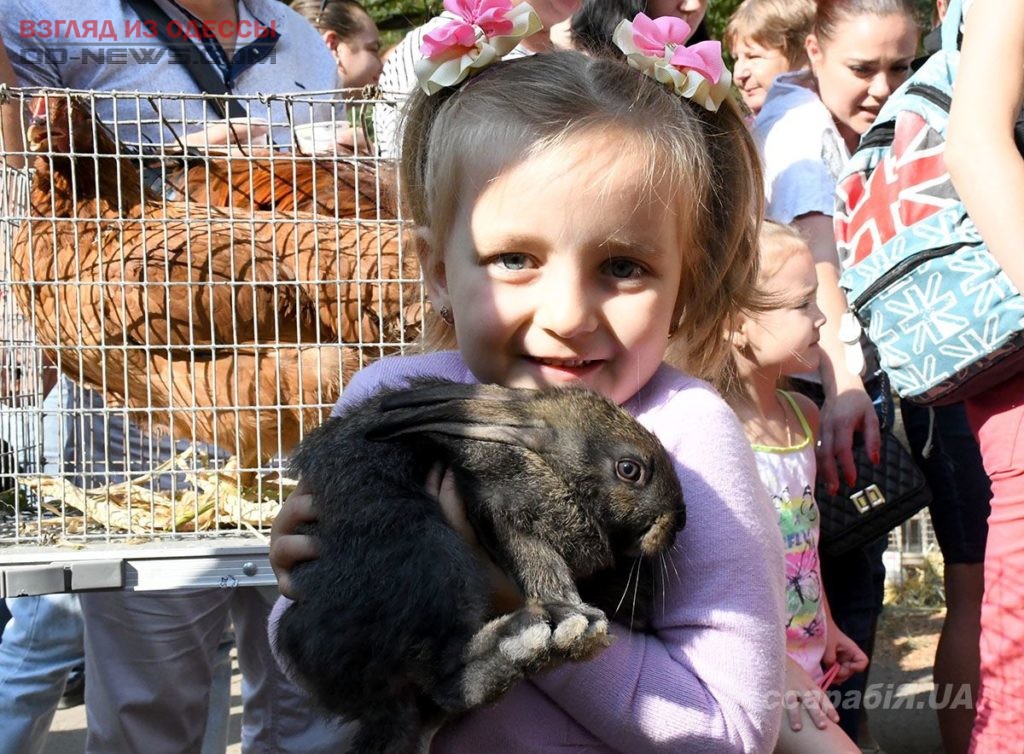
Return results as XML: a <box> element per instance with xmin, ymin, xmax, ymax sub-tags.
<box><xmin>166</xmin><ymin>149</ymin><xmax>392</xmax><ymax>219</ymax></box>
<box><xmin>8</xmin><ymin>96</ymin><xmax>421</xmax><ymax>471</ymax></box>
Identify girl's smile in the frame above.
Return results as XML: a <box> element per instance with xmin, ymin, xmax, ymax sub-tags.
<box><xmin>424</xmin><ymin>131</ymin><xmax>686</xmax><ymax>406</ymax></box>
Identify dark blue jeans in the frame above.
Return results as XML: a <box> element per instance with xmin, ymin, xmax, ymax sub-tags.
<box><xmin>901</xmin><ymin>402</ymin><xmax>990</xmax><ymax>565</ymax></box>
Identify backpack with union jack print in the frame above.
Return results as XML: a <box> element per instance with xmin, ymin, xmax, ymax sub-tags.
<box><xmin>834</xmin><ymin>0</ymin><xmax>1024</xmax><ymax>405</ymax></box>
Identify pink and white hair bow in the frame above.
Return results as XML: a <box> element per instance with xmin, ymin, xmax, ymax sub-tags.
<box><xmin>612</xmin><ymin>13</ymin><xmax>732</xmax><ymax>111</ymax></box>
<box><xmin>414</xmin><ymin>0</ymin><xmax>543</xmax><ymax>95</ymax></box>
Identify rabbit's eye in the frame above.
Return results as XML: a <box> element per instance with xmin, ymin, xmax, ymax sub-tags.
<box><xmin>615</xmin><ymin>459</ymin><xmax>645</xmax><ymax>484</ymax></box>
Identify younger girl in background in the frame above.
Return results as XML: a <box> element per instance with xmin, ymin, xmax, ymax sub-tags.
<box><xmin>719</xmin><ymin>222</ymin><xmax>868</xmax><ymax>754</ymax></box>
<box><xmin>753</xmin><ymin>3</ymin><xmax>918</xmax><ymax>744</ymax></box>
<box><xmin>270</xmin><ymin>8</ymin><xmax>787</xmax><ymax>752</ymax></box>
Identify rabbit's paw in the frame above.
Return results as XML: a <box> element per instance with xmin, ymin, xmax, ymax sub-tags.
<box><xmin>543</xmin><ymin>601</ymin><xmax>612</xmax><ymax>661</ymax></box>
<box><xmin>460</xmin><ymin>606</ymin><xmax>553</xmax><ymax>707</ymax></box>
<box><xmin>465</xmin><ymin>604</ymin><xmax>552</xmax><ymax>666</ymax></box>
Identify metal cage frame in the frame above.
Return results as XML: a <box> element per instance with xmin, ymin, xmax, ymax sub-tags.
<box><xmin>0</xmin><ymin>84</ymin><xmax>420</xmax><ymax>594</ymax></box>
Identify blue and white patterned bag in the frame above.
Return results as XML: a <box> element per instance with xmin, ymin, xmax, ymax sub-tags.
<box><xmin>834</xmin><ymin>0</ymin><xmax>1024</xmax><ymax>405</ymax></box>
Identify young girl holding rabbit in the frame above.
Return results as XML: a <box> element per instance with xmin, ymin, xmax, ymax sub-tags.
<box><xmin>270</xmin><ymin>6</ymin><xmax>787</xmax><ymax>752</ymax></box>
<box><xmin>719</xmin><ymin>222</ymin><xmax>868</xmax><ymax>754</ymax></box>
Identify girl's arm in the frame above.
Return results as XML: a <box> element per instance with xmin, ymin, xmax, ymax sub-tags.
<box><xmin>946</xmin><ymin>0</ymin><xmax>1024</xmax><ymax>295</ymax></box>
<box><xmin>776</xmin><ymin>657</ymin><xmax>861</xmax><ymax>754</ymax></box>
<box><xmin>821</xmin><ymin>592</ymin><xmax>869</xmax><ymax>685</ymax></box>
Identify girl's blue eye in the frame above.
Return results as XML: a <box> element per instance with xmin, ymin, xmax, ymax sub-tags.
<box><xmin>605</xmin><ymin>258</ymin><xmax>644</xmax><ymax>279</ymax></box>
<box><xmin>494</xmin><ymin>253</ymin><xmax>530</xmax><ymax>270</ymax></box>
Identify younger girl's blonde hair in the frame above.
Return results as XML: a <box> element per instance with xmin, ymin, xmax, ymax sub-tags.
<box><xmin>724</xmin><ymin>0</ymin><xmax>817</xmax><ymax>68</ymax></box>
<box><xmin>716</xmin><ymin>221</ymin><xmax>811</xmax><ymax>402</ymax></box>
<box><xmin>398</xmin><ymin>50</ymin><xmax>765</xmax><ymax>381</ymax></box>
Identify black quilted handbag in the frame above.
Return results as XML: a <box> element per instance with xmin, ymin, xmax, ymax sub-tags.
<box><xmin>815</xmin><ymin>426</ymin><xmax>932</xmax><ymax>558</ymax></box>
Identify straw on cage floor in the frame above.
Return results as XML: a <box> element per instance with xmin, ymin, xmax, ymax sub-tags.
<box><xmin>10</xmin><ymin>447</ymin><xmax>290</xmax><ymax>538</ymax></box>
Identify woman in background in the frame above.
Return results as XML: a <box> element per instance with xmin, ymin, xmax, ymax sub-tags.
<box><xmin>292</xmin><ymin>0</ymin><xmax>383</xmax><ymax>90</ymax></box>
<box><xmin>723</xmin><ymin>0</ymin><xmax>815</xmax><ymax>116</ymax></box>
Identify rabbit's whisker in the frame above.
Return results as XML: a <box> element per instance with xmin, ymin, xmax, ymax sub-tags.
<box><xmin>659</xmin><ymin>552</ymin><xmax>669</xmax><ymax>621</ymax></box>
<box><xmin>667</xmin><ymin>544</ymin><xmax>681</xmax><ymax>582</ymax></box>
<box><xmin>615</xmin><ymin>556</ymin><xmax>643</xmax><ymax>630</ymax></box>
<box><xmin>630</xmin><ymin>557</ymin><xmax>642</xmax><ymax>632</ymax></box>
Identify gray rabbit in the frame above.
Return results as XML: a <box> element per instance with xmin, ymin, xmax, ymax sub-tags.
<box><xmin>275</xmin><ymin>379</ymin><xmax>685</xmax><ymax>754</ymax></box>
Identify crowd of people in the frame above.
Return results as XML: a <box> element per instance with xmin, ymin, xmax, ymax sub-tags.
<box><xmin>0</xmin><ymin>0</ymin><xmax>1021</xmax><ymax>752</ymax></box>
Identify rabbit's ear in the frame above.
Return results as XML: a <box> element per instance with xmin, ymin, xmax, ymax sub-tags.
<box><xmin>369</xmin><ymin>385</ymin><xmax>553</xmax><ymax>451</ymax></box>
<box><xmin>380</xmin><ymin>382</ymin><xmax>532</xmax><ymax>411</ymax></box>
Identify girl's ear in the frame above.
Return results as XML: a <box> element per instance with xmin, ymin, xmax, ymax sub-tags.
<box><xmin>729</xmin><ymin>316</ymin><xmax>751</xmax><ymax>352</ymax></box>
<box><xmin>415</xmin><ymin>227</ymin><xmax>449</xmax><ymax>308</ymax></box>
<box><xmin>805</xmin><ymin>33</ymin><xmax>823</xmax><ymax>74</ymax></box>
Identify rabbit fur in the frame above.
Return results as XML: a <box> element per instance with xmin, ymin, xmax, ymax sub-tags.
<box><xmin>276</xmin><ymin>379</ymin><xmax>685</xmax><ymax>754</ymax></box>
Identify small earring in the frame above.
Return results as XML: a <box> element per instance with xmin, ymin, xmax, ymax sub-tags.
<box><xmin>439</xmin><ymin>305</ymin><xmax>454</xmax><ymax>325</ymax></box>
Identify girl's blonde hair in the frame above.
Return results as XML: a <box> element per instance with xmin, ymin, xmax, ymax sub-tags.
<box><xmin>723</xmin><ymin>0</ymin><xmax>817</xmax><ymax>68</ymax></box>
<box><xmin>399</xmin><ymin>50</ymin><xmax>765</xmax><ymax>381</ymax></box>
<box><xmin>716</xmin><ymin>221</ymin><xmax>810</xmax><ymax>401</ymax></box>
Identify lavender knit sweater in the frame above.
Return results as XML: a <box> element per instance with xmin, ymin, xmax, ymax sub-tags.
<box><xmin>269</xmin><ymin>352</ymin><xmax>786</xmax><ymax>753</ymax></box>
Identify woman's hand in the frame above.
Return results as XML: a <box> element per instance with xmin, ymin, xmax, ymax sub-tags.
<box><xmin>269</xmin><ymin>480</ymin><xmax>321</xmax><ymax>599</ymax></box>
<box><xmin>429</xmin><ymin>465</ymin><xmax>524</xmax><ymax>614</ymax></box>
<box><xmin>783</xmin><ymin>657</ymin><xmax>841</xmax><ymax>732</ymax></box>
<box><xmin>817</xmin><ymin>387</ymin><xmax>880</xmax><ymax>494</ymax></box>
<box><xmin>823</xmin><ymin>621</ymin><xmax>869</xmax><ymax>686</ymax></box>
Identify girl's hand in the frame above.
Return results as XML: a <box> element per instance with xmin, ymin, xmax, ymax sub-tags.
<box><xmin>429</xmin><ymin>465</ymin><xmax>524</xmax><ymax>614</ymax></box>
<box><xmin>817</xmin><ymin>387</ymin><xmax>881</xmax><ymax>494</ymax></box>
<box><xmin>269</xmin><ymin>480</ymin><xmax>320</xmax><ymax>599</ymax></box>
<box><xmin>822</xmin><ymin>622</ymin><xmax>869</xmax><ymax>686</ymax></box>
<box><xmin>783</xmin><ymin>657</ymin><xmax>841</xmax><ymax>732</ymax></box>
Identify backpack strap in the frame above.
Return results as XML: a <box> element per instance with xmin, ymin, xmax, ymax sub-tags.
<box><xmin>941</xmin><ymin>0</ymin><xmax>964</xmax><ymax>52</ymax></box>
<box><xmin>124</xmin><ymin>0</ymin><xmax>247</xmax><ymax>119</ymax></box>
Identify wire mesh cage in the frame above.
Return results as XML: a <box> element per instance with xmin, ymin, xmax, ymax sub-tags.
<box><xmin>0</xmin><ymin>85</ymin><xmax>421</xmax><ymax>569</ymax></box>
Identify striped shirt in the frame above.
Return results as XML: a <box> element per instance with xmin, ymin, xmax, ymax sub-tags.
<box><xmin>372</xmin><ymin>23</ymin><xmax>531</xmax><ymax>159</ymax></box>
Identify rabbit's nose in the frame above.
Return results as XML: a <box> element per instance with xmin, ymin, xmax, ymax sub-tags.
<box><xmin>639</xmin><ymin>511</ymin><xmax>682</xmax><ymax>555</ymax></box>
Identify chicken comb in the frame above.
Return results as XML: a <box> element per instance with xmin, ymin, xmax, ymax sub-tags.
<box><xmin>29</xmin><ymin>96</ymin><xmax>48</xmax><ymax>121</ymax></box>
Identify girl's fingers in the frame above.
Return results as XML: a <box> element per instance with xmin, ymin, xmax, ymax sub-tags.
<box><xmin>801</xmin><ymin>691</ymin><xmax>831</xmax><ymax>730</ymax></box>
<box><xmin>816</xmin><ymin>431</ymin><xmax>840</xmax><ymax>494</ymax></box>
<box><xmin>784</xmin><ymin>690</ymin><xmax>803</xmax><ymax>731</ymax></box>
<box><xmin>435</xmin><ymin>467</ymin><xmax>478</xmax><ymax>544</ymax></box>
<box><xmin>269</xmin><ymin>534</ymin><xmax>321</xmax><ymax>599</ymax></box>
<box><xmin>271</xmin><ymin>482</ymin><xmax>317</xmax><ymax>541</ymax></box>
<box><xmin>815</xmin><ymin>682</ymin><xmax>841</xmax><ymax>723</ymax></box>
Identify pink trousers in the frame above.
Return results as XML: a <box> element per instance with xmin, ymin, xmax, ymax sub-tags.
<box><xmin>966</xmin><ymin>373</ymin><xmax>1024</xmax><ymax>754</ymax></box>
